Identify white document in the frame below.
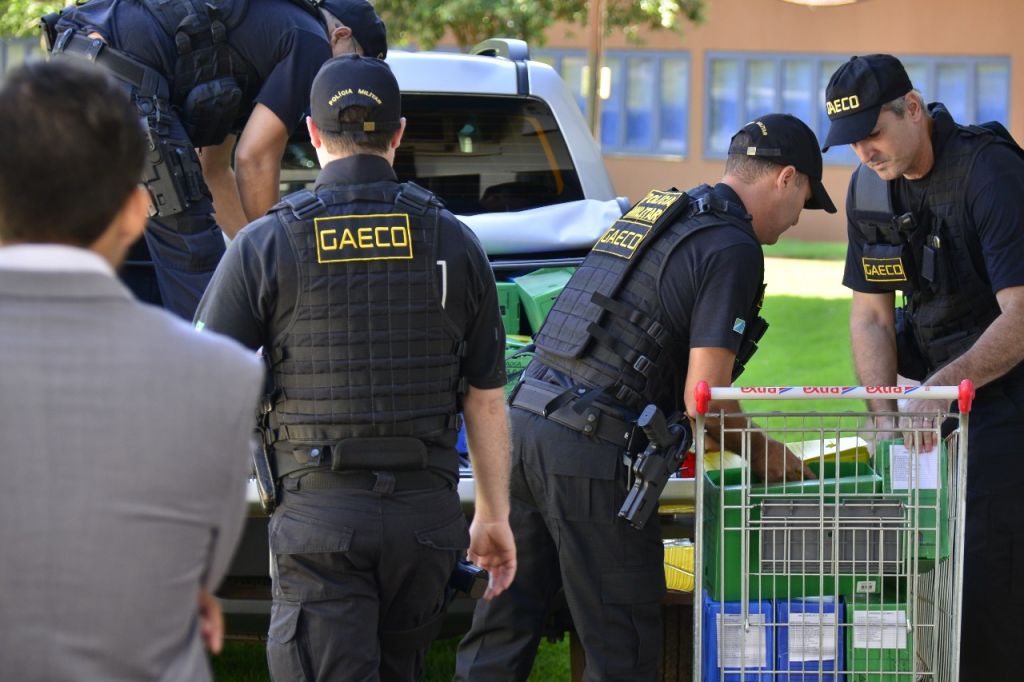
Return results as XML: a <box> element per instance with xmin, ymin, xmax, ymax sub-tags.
<box><xmin>889</xmin><ymin>443</ymin><xmax>939</xmax><ymax>489</ymax></box>
<box><xmin>853</xmin><ymin>610</ymin><xmax>908</xmax><ymax>649</ymax></box>
<box><xmin>716</xmin><ymin>613</ymin><xmax>767</xmax><ymax>668</ymax></box>
<box><xmin>787</xmin><ymin>612</ymin><xmax>837</xmax><ymax>663</ymax></box>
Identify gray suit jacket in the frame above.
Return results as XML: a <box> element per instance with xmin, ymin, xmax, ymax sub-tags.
<box><xmin>0</xmin><ymin>269</ymin><xmax>263</xmax><ymax>682</ymax></box>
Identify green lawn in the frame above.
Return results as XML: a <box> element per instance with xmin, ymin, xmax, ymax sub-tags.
<box><xmin>763</xmin><ymin>239</ymin><xmax>847</xmax><ymax>261</ymax></box>
<box><xmin>211</xmin><ymin>288</ymin><xmax>861</xmax><ymax>681</ymax></box>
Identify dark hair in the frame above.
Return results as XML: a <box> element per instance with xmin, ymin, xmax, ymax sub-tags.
<box><xmin>0</xmin><ymin>58</ymin><xmax>146</xmax><ymax>246</ymax></box>
<box><xmin>319</xmin><ymin>105</ymin><xmax>394</xmax><ymax>155</ymax></box>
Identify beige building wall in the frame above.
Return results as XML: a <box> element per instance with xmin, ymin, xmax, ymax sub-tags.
<box><xmin>543</xmin><ymin>0</ymin><xmax>1023</xmax><ymax>242</ymax></box>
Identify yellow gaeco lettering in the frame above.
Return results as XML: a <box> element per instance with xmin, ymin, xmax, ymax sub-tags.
<box><xmin>862</xmin><ymin>256</ymin><xmax>907</xmax><ymax>283</ymax></box>
<box><xmin>315</xmin><ymin>213</ymin><xmax>414</xmax><ymax>263</ymax></box>
<box><xmin>826</xmin><ymin>95</ymin><xmax>860</xmax><ymax>116</ymax></box>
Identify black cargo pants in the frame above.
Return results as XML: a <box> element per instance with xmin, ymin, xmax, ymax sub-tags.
<box><xmin>455</xmin><ymin>408</ymin><xmax>666</xmax><ymax>682</ymax></box>
<box><xmin>266</xmin><ymin>474</ymin><xmax>468</xmax><ymax>681</ymax></box>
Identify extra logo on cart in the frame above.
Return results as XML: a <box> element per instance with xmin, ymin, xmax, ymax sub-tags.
<box><xmin>738</xmin><ymin>386</ymin><xmax>923</xmax><ymax>395</ymax></box>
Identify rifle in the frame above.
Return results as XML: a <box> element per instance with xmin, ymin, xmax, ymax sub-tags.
<box><xmin>617</xmin><ymin>404</ymin><xmax>692</xmax><ymax>530</ymax></box>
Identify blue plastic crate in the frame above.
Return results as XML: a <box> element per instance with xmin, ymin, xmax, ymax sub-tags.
<box><xmin>702</xmin><ymin>591</ymin><xmax>774</xmax><ymax>682</ymax></box>
<box><xmin>776</xmin><ymin>597</ymin><xmax>844</xmax><ymax>681</ymax></box>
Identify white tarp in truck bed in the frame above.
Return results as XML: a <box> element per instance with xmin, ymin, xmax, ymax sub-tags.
<box><xmin>456</xmin><ymin>199</ymin><xmax>624</xmax><ymax>255</ymax></box>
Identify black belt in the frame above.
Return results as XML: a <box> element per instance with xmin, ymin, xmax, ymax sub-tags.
<box><xmin>54</xmin><ymin>31</ymin><xmax>170</xmax><ymax>99</ymax></box>
<box><xmin>284</xmin><ymin>469</ymin><xmax>451</xmax><ymax>493</ymax></box>
<box><xmin>510</xmin><ymin>379</ymin><xmax>636</xmax><ymax>448</ymax></box>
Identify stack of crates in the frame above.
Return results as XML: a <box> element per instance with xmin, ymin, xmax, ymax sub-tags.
<box><xmin>701</xmin><ymin>439</ymin><xmax>947</xmax><ymax>681</ymax></box>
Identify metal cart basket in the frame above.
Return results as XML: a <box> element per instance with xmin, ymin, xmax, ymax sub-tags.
<box><xmin>693</xmin><ymin>382</ymin><xmax>974</xmax><ymax>682</ymax></box>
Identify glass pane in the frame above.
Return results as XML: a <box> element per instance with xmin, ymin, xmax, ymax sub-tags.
<box><xmin>600</xmin><ymin>57</ymin><xmax>624</xmax><ymax>148</ymax></box>
<box><xmin>746</xmin><ymin>59</ymin><xmax>776</xmax><ymax>120</ymax></box>
<box><xmin>659</xmin><ymin>58</ymin><xmax>688</xmax><ymax>155</ymax></box>
<box><xmin>936</xmin><ymin>63</ymin><xmax>969</xmax><ymax>122</ymax></box>
<box><xmin>976</xmin><ymin>62</ymin><xmax>1009</xmax><ymax>124</ymax></box>
<box><xmin>625</xmin><ymin>57</ymin><xmax>655</xmax><ymax>147</ymax></box>
<box><xmin>904</xmin><ymin>62</ymin><xmax>928</xmax><ymax>100</ymax></box>
<box><xmin>561</xmin><ymin>55</ymin><xmax>588</xmax><ymax>115</ymax></box>
<box><xmin>708</xmin><ymin>59</ymin><xmax>740</xmax><ymax>154</ymax></box>
<box><xmin>782</xmin><ymin>60</ymin><xmax>814</xmax><ymax>124</ymax></box>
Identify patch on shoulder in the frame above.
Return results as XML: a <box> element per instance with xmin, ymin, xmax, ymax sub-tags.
<box><xmin>732</xmin><ymin>318</ymin><xmax>746</xmax><ymax>334</ymax></box>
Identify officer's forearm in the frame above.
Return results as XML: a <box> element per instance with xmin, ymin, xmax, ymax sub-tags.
<box><xmin>235</xmin><ymin>157</ymin><xmax>281</xmax><ymax>225</ymax></box>
<box><xmin>926</xmin><ymin>285</ymin><xmax>1024</xmax><ymax>390</ymax></box>
<box><xmin>850</xmin><ymin>292</ymin><xmax>898</xmax><ymax>412</ymax></box>
<box><xmin>462</xmin><ymin>386</ymin><xmax>511</xmax><ymax>521</ymax></box>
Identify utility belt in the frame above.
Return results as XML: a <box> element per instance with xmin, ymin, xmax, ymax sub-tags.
<box><xmin>51</xmin><ymin>30</ymin><xmax>169</xmax><ymax>100</ymax></box>
<box><xmin>272</xmin><ymin>436</ymin><xmax>460</xmax><ymax>484</ymax></box>
<box><xmin>52</xmin><ymin>31</ymin><xmax>203</xmax><ymax>218</ymax></box>
<box><xmin>509</xmin><ymin>378</ymin><xmax>639</xmax><ymax>451</ymax></box>
<box><xmin>282</xmin><ymin>469</ymin><xmax>451</xmax><ymax>494</ymax></box>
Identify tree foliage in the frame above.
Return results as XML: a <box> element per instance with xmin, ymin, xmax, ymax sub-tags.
<box><xmin>0</xmin><ymin>0</ymin><xmax>63</xmax><ymax>38</ymax></box>
<box><xmin>373</xmin><ymin>0</ymin><xmax>705</xmax><ymax>51</ymax></box>
<box><xmin>0</xmin><ymin>0</ymin><xmax>706</xmax><ymax>49</ymax></box>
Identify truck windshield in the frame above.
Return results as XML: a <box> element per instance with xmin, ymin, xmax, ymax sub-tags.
<box><xmin>282</xmin><ymin>94</ymin><xmax>586</xmax><ymax>215</ymax></box>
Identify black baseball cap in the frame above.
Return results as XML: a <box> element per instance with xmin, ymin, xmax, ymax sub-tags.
<box><xmin>310</xmin><ymin>54</ymin><xmax>401</xmax><ymax>133</ymax></box>
<box><xmin>728</xmin><ymin>113</ymin><xmax>837</xmax><ymax>213</ymax></box>
<box><xmin>821</xmin><ymin>54</ymin><xmax>913</xmax><ymax>151</ymax></box>
<box><xmin>318</xmin><ymin>0</ymin><xmax>388</xmax><ymax>59</ymax></box>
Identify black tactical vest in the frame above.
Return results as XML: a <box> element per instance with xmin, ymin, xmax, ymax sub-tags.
<box><xmin>532</xmin><ymin>185</ymin><xmax>766</xmax><ymax>415</ymax></box>
<box><xmin>849</xmin><ymin>104</ymin><xmax>1018</xmax><ymax>375</ymax></box>
<box><xmin>264</xmin><ymin>182</ymin><xmax>465</xmax><ymax>458</ymax></box>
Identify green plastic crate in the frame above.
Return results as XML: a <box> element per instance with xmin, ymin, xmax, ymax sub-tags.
<box><xmin>496</xmin><ymin>281</ymin><xmax>522</xmax><ymax>335</ymax></box>
<box><xmin>512</xmin><ymin>267</ymin><xmax>575</xmax><ymax>334</ymax></box>
<box><xmin>845</xmin><ymin>600</ymin><xmax>913</xmax><ymax>681</ymax></box>
<box><xmin>503</xmin><ymin>345</ymin><xmax>533</xmax><ymax>399</ymax></box>
<box><xmin>703</xmin><ymin>461</ymin><xmax>889</xmax><ymax>601</ymax></box>
<box><xmin>873</xmin><ymin>439</ymin><xmax>949</xmax><ymax>569</ymax></box>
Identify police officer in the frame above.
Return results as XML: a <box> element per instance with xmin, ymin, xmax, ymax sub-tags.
<box><xmin>455</xmin><ymin>114</ymin><xmax>835</xmax><ymax>682</ymax></box>
<box><xmin>43</xmin><ymin>0</ymin><xmax>387</xmax><ymax>319</ymax></box>
<box><xmin>823</xmin><ymin>54</ymin><xmax>1024</xmax><ymax>680</ymax></box>
<box><xmin>194</xmin><ymin>55</ymin><xmax>516</xmax><ymax>681</ymax></box>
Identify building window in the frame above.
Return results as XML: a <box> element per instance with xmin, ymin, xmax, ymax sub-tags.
<box><xmin>537</xmin><ymin>49</ymin><xmax>690</xmax><ymax>157</ymax></box>
<box><xmin>705</xmin><ymin>52</ymin><xmax>1011</xmax><ymax>165</ymax></box>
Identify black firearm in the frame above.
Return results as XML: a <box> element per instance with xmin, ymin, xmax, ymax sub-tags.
<box><xmin>252</xmin><ymin>432</ymin><xmax>278</xmax><ymax>515</ymax></box>
<box><xmin>617</xmin><ymin>404</ymin><xmax>693</xmax><ymax>530</ymax></box>
<box><xmin>449</xmin><ymin>560</ymin><xmax>489</xmax><ymax>599</ymax></box>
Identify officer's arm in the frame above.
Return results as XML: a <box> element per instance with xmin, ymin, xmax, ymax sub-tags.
<box><xmin>685</xmin><ymin>347</ymin><xmax>813</xmax><ymax>482</ymax></box>
<box><xmin>922</xmin><ymin>285</ymin><xmax>1024</xmax><ymax>391</ymax></box>
<box><xmin>849</xmin><ymin>290</ymin><xmax>898</xmax><ymax>412</ymax></box>
<box><xmin>197</xmin><ymin>134</ymin><xmax>249</xmax><ymax>240</ymax></box>
<box><xmin>234</xmin><ymin>103</ymin><xmax>290</xmax><ymax>230</ymax></box>
<box><xmin>461</xmin><ymin>385</ymin><xmax>516</xmax><ymax>599</ymax></box>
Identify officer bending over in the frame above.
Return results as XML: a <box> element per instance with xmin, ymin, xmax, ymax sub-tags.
<box><xmin>823</xmin><ymin>54</ymin><xmax>1024</xmax><ymax>680</ymax></box>
<box><xmin>194</xmin><ymin>55</ymin><xmax>516</xmax><ymax>681</ymax></box>
<box><xmin>455</xmin><ymin>114</ymin><xmax>835</xmax><ymax>682</ymax></box>
<box><xmin>43</xmin><ymin>0</ymin><xmax>387</xmax><ymax>319</ymax></box>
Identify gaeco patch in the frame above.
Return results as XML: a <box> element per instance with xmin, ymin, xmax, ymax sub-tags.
<box><xmin>593</xmin><ymin>189</ymin><xmax>683</xmax><ymax>260</ymax></box>
<box><xmin>862</xmin><ymin>256</ymin><xmax>907</xmax><ymax>283</ymax></box>
<box><xmin>314</xmin><ymin>213</ymin><xmax>413</xmax><ymax>263</ymax></box>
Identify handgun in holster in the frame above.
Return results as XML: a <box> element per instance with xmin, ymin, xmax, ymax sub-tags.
<box><xmin>252</xmin><ymin>427</ymin><xmax>278</xmax><ymax>515</ymax></box>
<box><xmin>448</xmin><ymin>560</ymin><xmax>489</xmax><ymax>600</ymax></box>
<box><xmin>617</xmin><ymin>404</ymin><xmax>693</xmax><ymax>530</ymax></box>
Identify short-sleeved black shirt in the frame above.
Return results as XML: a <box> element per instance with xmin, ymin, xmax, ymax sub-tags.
<box><xmin>79</xmin><ymin>0</ymin><xmax>330</xmax><ymax>133</ymax></box>
<box><xmin>194</xmin><ymin>154</ymin><xmax>507</xmax><ymax>390</ymax></box>
<box><xmin>843</xmin><ymin>110</ymin><xmax>1024</xmax><ymax>296</ymax></box>
<box><xmin>659</xmin><ymin>184</ymin><xmax>765</xmax><ymax>355</ymax></box>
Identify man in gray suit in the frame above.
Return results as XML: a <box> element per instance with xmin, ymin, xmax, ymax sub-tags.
<box><xmin>0</xmin><ymin>58</ymin><xmax>264</xmax><ymax>682</ymax></box>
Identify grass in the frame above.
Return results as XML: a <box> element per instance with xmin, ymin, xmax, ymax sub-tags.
<box><xmin>763</xmin><ymin>239</ymin><xmax>847</xmax><ymax>261</ymax></box>
<box><xmin>211</xmin><ymin>635</ymin><xmax>571</xmax><ymax>681</ymax></box>
<box><xmin>210</xmin><ymin>293</ymin><xmax>861</xmax><ymax>681</ymax></box>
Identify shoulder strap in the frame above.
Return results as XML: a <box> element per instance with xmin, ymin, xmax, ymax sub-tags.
<box><xmin>395</xmin><ymin>181</ymin><xmax>442</xmax><ymax>215</ymax></box>
<box><xmin>272</xmin><ymin>189</ymin><xmax>327</xmax><ymax>221</ymax></box>
<box><xmin>850</xmin><ymin>163</ymin><xmax>896</xmax><ymax>243</ymax></box>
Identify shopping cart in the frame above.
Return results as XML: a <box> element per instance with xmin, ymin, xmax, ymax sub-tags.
<box><xmin>692</xmin><ymin>382</ymin><xmax>973</xmax><ymax>682</ymax></box>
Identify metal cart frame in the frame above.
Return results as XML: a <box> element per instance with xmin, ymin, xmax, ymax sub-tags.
<box><xmin>692</xmin><ymin>382</ymin><xmax>974</xmax><ymax>682</ymax></box>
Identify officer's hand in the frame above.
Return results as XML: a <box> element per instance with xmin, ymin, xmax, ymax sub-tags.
<box><xmin>467</xmin><ymin>518</ymin><xmax>517</xmax><ymax>601</ymax></box>
<box><xmin>198</xmin><ymin>588</ymin><xmax>224</xmax><ymax>654</ymax></box>
<box><xmin>898</xmin><ymin>397</ymin><xmax>943</xmax><ymax>453</ymax></box>
<box><xmin>751</xmin><ymin>438</ymin><xmax>816</xmax><ymax>483</ymax></box>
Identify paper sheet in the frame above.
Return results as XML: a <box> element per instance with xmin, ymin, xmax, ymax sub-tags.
<box><xmin>716</xmin><ymin>613</ymin><xmax>767</xmax><ymax>668</ymax></box>
<box><xmin>853</xmin><ymin>610</ymin><xmax>908</xmax><ymax>649</ymax></box>
<box><xmin>787</xmin><ymin>612</ymin><xmax>837</xmax><ymax>662</ymax></box>
<box><xmin>889</xmin><ymin>443</ymin><xmax>939</xmax><ymax>489</ymax></box>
